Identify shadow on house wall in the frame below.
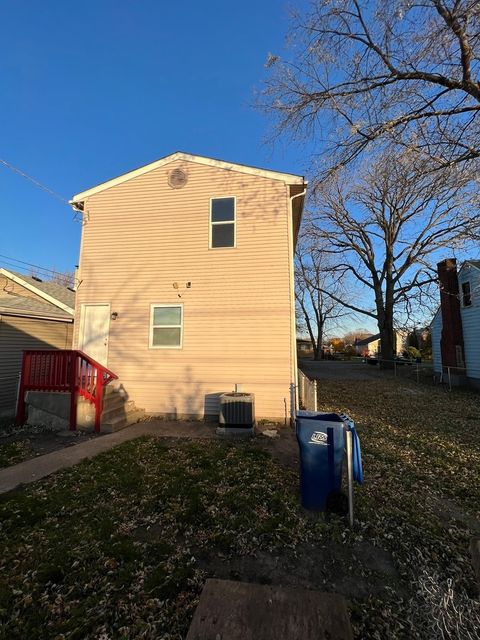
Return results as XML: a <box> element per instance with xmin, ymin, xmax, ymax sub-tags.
<box><xmin>0</xmin><ymin>318</ymin><xmax>72</xmax><ymax>417</ymax></box>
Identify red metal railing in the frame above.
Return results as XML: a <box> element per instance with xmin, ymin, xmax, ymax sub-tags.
<box><xmin>15</xmin><ymin>350</ymin><xmax>118</xmax><ymax>433</ymax></box>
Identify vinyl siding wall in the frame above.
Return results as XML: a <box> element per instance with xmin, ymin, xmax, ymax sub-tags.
<box><xmin>74</xmin><ymin>159</ymin><xmax>295</xmax><ymax>420</ymax></box>
<box><xmin>0</xmin><ymin>316</ymin><xmax>73</xmax><ymax>416</ymax></box>
<box><xmin>459</xmin><ymin>265</ymin><xmax>480</xmax><ymax>380</ymax></box>
<box><xmin>0</xmin><ymin>277</ymin><xmax>46</xmax><ymax>303</ymax></box>
<box><xmin>431</xmin><ymin>309</ymin><xmax>442</xmax><ymax>374</ymax></box>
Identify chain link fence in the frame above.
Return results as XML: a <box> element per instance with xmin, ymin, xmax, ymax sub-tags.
<box><xmin>297</xmin><ymin>357</ymin><xmax>470</xmax><ymax>397</ymax></box>
<box><xmin>376</xmin><ymin>359</ymin><xmax>467</xmax><ymax>391</ymax></box>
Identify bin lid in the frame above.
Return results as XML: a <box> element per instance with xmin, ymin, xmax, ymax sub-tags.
<box><xmin>221</xmin><ymin>392</ymin><xmax>254</xmax><ymax>398</ymax></box>
<box><xmin>296</xmin><ymin>411</ymin><xmax>343</xmax><ymax>422</ymax></box>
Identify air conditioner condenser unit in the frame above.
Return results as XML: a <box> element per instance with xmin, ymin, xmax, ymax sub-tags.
<box><xmin>219</xmin><ymin>392</ymin><xmax>255</xmax><ymax>429</ymax></box>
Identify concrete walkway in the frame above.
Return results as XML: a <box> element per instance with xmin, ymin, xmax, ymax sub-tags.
<box><xmin>0</xmin><ymin>421</ymin><xmax>216</xmax><ymax>495</ymax></box>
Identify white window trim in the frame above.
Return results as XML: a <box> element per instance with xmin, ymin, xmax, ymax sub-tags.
<box><xmin>209</xmin><ymin>196</ymin><xmax>236</xmax><ymax>249</ymax></box>
<box><xmin>149</xmin><ymin>303</ymin><xmax>183</xmax><ymax>349</ymax></box>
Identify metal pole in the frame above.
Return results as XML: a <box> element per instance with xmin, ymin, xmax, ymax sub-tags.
<box><xmin>15</xmin><ymin>372</ymin><xmax>21</xmax><ymax>418</ymax></box>
<box><xmin>313</xmin><ymin>379</ymin><xmax>318</xmax><ymax>412</ymax></box>
<box><xmin>345</xmin><ymin>428</ymin><xmax>354</xmax><ymax>527</ymax></box>
<box><xmin>416</xmin><ymin>362</ymin><xmax>420</xmax><ymax>384</ymax></box>
<box><xmin>447</xmin><ymin>367</ymin><xmax>452</xmax><ymax>392</ymax></box>
<box><xmin>290</xmin><ymin>382</ymin><xmax>296</xmax><ymax>426</ymax></box>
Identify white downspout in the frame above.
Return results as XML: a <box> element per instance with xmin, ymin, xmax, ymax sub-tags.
<box><xmin>288</xmin><ymin>187</ymin><xmax>307</xmax><ymax>420</ymax></box>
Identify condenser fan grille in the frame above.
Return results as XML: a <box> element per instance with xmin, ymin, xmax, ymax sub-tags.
<box><xmin>168</xmin><ymin>168</ymin><xmax>188</xmax><ymax>189</ymax></box>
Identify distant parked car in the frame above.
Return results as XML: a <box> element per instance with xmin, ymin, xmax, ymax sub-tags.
<box><xmin>394</xmin><ymin>356</ymin><xmax>413</xmax><ymax>366</ymax></box>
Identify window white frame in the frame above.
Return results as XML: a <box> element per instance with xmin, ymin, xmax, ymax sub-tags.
<box><xmin>209</xmin><ymin>196</ymin><xmax>236</xmax><ymax>249</ymax></box>
<box><xmin>149</xmin><ymin>303</ymin><xmax>183</xmax><ymax>349</ymax></box>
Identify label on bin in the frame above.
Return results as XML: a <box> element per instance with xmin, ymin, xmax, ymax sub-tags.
<box><xmin>309</xmin><ymin>431</ymin><xmax>328</xmax><ymax>445</ymax></box>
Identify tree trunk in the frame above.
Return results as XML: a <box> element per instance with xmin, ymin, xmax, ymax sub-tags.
<box><xmin>313</xmin><ymin>342</ymin><xmax>323</xmax><ymax>360</ymax></box>
<box><xmin>313</xmin><ymin>323</ymin><xmax>323</xmax><ymax>360</ymax></box>
<box><xmin>377</xmin><ymin>263</ymin><xmax>396</xmax><ymax>368</ymax></box>
<box><xmin>380</xmin><ymin>327</ymin><xmax>395</xmax><ymax>367</ymax></box>
<box><xmin>379</xmin><ymin>300</ymin><xmax>395</xmax><ymax>367</ymax></box>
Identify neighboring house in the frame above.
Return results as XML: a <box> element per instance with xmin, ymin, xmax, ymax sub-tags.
<box><xmin>69</xmin><ymin>152</ymin><xmax>307</xmax><ymax>422</ymax></box>
<box><xmin>354</xmin><ymin>334</ymin><xmax>381</xmax><ymax>357</ymax></box>
<box><xmin>353</xmin><ymin>332</ymin><xmax>405</xmax><ymax>358</ymax></box>
<box><xmin>0</xmin><ymin>268</ymin><xmax>75</xmax><ymax>416</ymax></box>
<box><xmin>296</xmin><ymin>338</ymin><xmax>313</xmax><ymax>358</ymax></box>
<box><xmin>431</xmin><ymin>259</ymin><xmax>480</xmax><ymax>387</ymax></box>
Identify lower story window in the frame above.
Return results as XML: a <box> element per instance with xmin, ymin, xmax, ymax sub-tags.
<box><xmin>462</xmin><ymin>281</ymin><xmax>472</xmax><ymax>307</ymax></box>
<box><xmin>150</xmin><ymin>304</ymin><xmax>183</xmax><ymax>348</ymax></box>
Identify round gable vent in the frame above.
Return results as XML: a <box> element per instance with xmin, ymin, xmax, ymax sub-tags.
<box><xmin>168</xmin><ymin>168</ymin><xmax>188</xmax><ymax>189</ymax></box>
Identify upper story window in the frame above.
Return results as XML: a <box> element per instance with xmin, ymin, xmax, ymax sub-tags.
<box><xmin>210</xmin><ymin>197</ymin><xmax>235</xmax><ymax>248</ymax></box>
<box><xmin>150</xmin><ymin>304</ymin><xmax>183</xmax><ymax>348</ymax></box>
<box><xmin>462</xmin><ymin>281</ymin><xmax>472</xmax><ymax>307</ymax></box>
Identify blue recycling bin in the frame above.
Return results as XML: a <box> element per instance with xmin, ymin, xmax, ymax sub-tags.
<box><xmin>296</xmin><ymin>412</ymin><xmax>346</xmax><ymax>510</ymax></box>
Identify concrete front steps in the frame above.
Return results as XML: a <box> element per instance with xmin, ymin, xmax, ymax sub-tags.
<box><xmin>24</xmin><ymin>386</ymin><xmax>145</xmax><ymax>434</ymax></box>
<box><xmin>100</xmin><ymin>386</ymin><xmax>145</xmax><ymax>433</ymax></box>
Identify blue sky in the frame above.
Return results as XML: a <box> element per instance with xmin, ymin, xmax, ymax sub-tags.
<box><xmin>0</xmin><ymin>0</ymin><xmax>309</xmax><ymax>276</ymax></box>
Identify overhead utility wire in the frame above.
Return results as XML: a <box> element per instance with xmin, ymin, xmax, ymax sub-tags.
<box><xmin>0</xmin><ymin>262</ymin><xmax>55</xmax><ymax>279</ymax></box>
<box><xmin>0</xmin><ymin>255</ymin><xmax>73</xmax><ymax>281</ymax></box>
<box><xmin>0</xmin><ymin>261</ymin><xmax>63</xmax><ymax>280</ymax></box>
<box><xmin>0</xmin><ymin>158</ymin><xmax>69</xmax><ymax>205</ymax></box>
<box><xmin>0</xmin><ymin>253</ymin><xmax>66</xmax><ymax>276</ymax></box>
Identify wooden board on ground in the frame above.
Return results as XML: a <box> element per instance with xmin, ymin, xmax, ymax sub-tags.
<box><xmin>186</xmin><ymin>579</ymin><xmax>353</xmax><ymax>640</ymax></box>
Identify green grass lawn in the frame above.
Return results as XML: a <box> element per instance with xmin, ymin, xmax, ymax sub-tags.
<box><xmin>0</xmin><ymin>419</ymin><xmax>34</xmax><ymax>469</ymax></box>
<box><xmin>0</xmin><ymin>439</ymin><xmax>33</xmax><ymax>469</ymax></box>
<box><xmin>0</xmin><ymin>439</ymin><xmax>323</xmax><ymax>640</ymax></box>
<box><xmin>319</xmin><ymin>379</ymin><xmax>480</xmax><ymax>639</ymax></box>
<box><xmin>0</xmin><ymin>379</ymin><xmax>479</xmax><ymax>639</ymax></box>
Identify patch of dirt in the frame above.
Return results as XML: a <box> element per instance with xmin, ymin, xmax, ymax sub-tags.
<box><xmin>132</xmin><ymin>523</ymin><xmax>166</xmax><ymax>542</ymax></box>
<box><xmin>195</xmin><ymin>540</ymin><xmax>404</xmax><ymax>601</ymax></box>
<box><xmin>432</xmin><ymin>496</ymin><xmax>480</xmax><ymax>534</ymax></box>
<box><xmin>0</xmin><ymin>429</ymin><xmax>101</xmax><ymax>469</ymax></box>
<box><xmin>256</xmin><ymin>428</ymin><xmax>299</xmax><ymax>470</ymax></box>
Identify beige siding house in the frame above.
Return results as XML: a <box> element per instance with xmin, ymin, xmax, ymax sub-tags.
<box><xmin>353</xmin><ymin>332</ymin><xmax>406</xmax><ymax>358</ymax></box>
<box><xmin>0</xmin><ymin>269</ymin><xmax>74</xmax><ymax>416</ymax></box>
<box><xmin>70</xmin><ymin>152</ymin><xmax>306</xmax><ymax>422</ymax></box>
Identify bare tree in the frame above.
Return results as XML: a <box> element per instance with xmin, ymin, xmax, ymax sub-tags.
<box><xmin>263</xmin><ymin>0</ymin><xmax>480</xmax><ymax>177</ymax></box>
<box><xmin>342</xmin><ymin>329</ymin><xmax>372</xmax><ymax>347</ymax></box>
<box><xmin>295</xmin><ymin>229</ymin><xmax>346</xmax><ymax>360</ymax></box>
<box><xmin>29</xmin><ymin>268</ymin><xmax>74</xmax><ymax>288</ymax></box>
<box><xmin>310</xmin><ymin>148</ymin><xmax>479</xmax><ymax>364</ymax></box>
<box><xmin>49</xmin><ymin>270</ymin><xmax>75</xmax><ymax>288</ymax></box>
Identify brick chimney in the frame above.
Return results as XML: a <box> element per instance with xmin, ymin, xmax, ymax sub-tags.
<box><xmin>437</xmin><ymin>258</ymin><xmax>465</xmax><ymax>369</ymax></box>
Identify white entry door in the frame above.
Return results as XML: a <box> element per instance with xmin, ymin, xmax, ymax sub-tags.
<box><xmin>80</xmin><ymin>304</ymin><xmax>111</xmax><ymax>366</ymax></box>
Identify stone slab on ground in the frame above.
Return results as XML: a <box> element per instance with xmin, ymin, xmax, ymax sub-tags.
<box><xmin>186</xmin><ymin>578</ymin><xmax>353</xmax><ymax>640</ymax></box>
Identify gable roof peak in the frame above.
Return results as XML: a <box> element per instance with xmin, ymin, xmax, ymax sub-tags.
<box><xmin>0</xmin><ymin>268</ymin><xmax>75</xmax><ymax>315</ymax></box>
<box><xmin>462</xmin><ymin>259</ymin><xmax>480</xmax><ymax>271</ymax></box>
<box><xmin>70</xmin><ymin>151</ymin><xmax>306</xmax><ymax>204</ymax></box>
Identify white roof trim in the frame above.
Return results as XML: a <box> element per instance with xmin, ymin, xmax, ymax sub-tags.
<box><xmin>429</xmin><ymin>305</ymin><xmax>442</xmax><ymax>327</ymax></box>
<box><xmin>0</xmin><ymin>268</ymin><xmax>74</xmax><ymax>315</ymax></box>
<box><xmin>0</xmin><ymin>309</ymin><xmax>73</xmax><ymax>322</ymax></box>
<box><xmin>70</xmin><ymin>151</ymin><xmax>306</xmax><ymax>202</ymax></box>
<box><xmin>460</xmin><ymin>260</ymin><xmax>480</xmax><ymax>274</ymax></box>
